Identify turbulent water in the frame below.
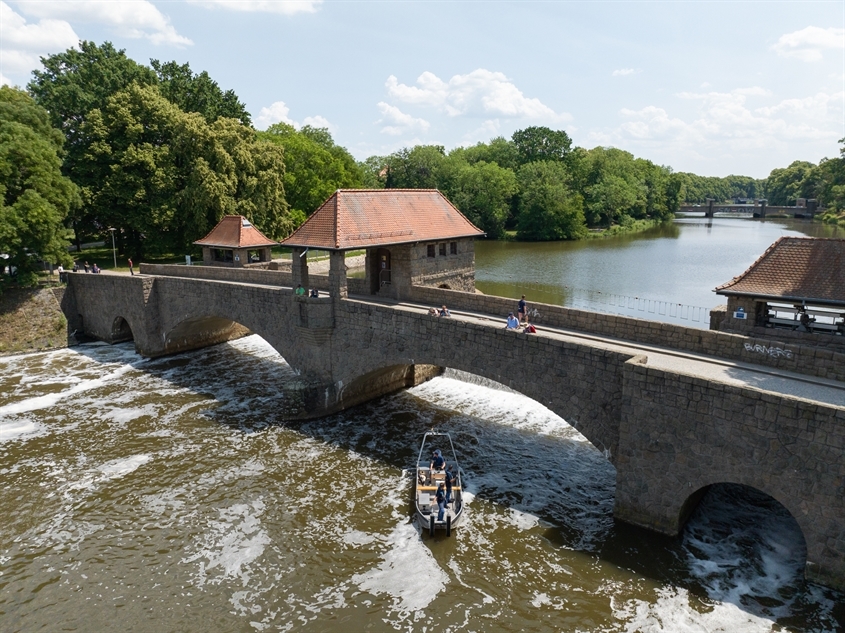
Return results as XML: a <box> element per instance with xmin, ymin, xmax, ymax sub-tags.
<box><xmin>0</xmin><ymin>336</ymin><xmax>842</xmax><ymax>632</ymax></box>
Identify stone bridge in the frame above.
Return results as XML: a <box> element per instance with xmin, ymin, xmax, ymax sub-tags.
<box><xmin>61</xmin><ymin>269</ymin><xmax>845</xmax><ymax>591</ymax></box>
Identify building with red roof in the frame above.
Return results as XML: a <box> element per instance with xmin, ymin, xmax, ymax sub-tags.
<box><xmin>280</xmin><ymin>190</ymin><xmax>485</xmax><ymax>299</ymax></box>
<box><xmin>194</xmin><ymin>215</ymin><xmax>279</xmax><ymax>268</ymax></box>
<box><xmin>713</xmin><ymin>236</ymin><xmax>845</xmax><ymax>337</ymax></box>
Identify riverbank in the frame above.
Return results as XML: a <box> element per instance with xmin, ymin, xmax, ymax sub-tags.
<box><xmin>0</xmin><ymin>286</ymin><xmax>68</xmax><ymax>355</ymax></box>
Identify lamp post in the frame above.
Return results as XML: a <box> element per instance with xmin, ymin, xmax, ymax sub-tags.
<box><xmin>108</xmin><ymin>228</ymin><xmax>117</xmax><ymax>269</ymax></box>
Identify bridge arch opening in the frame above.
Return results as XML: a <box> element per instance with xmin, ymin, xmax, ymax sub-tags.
<box><xmin>111</xmin><ymin>316</ymin><xmax>134</xmax><ymax>343</ymax></box>
<box><xmin>680</xmin><ymin>483</ymin><xmax>808</xmax><ymax>592</ymax></box>
<box><xmin>162</xmin><ymin>316</ymin><xmax>252</xmax><ymax>357</ymax></box>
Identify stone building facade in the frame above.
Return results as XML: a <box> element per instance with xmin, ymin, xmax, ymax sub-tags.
<box><xmin>194</xmin><ymin>215</ymin><xmax>278</xmax><ymax>268</ymax></box>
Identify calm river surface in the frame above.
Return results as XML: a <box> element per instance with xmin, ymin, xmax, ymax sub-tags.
<box><xmin>1</xmin><ymin>217</ymin><xmax>844</xmax><ymax>632</ymax></box>
<box><xmin>476</xmin><ymin>216</ymin><xmax>844</xmax><ymax>328</ymax></box>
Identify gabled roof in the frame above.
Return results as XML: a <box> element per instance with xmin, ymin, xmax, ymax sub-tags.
<box><xmin>194</xmin><ymin>215</ymin><xmax>278</xmax><ymax>249</ymax></box>
<box><xmin>714</xmin><ymin>237</ymin><xmax>845</xmax><ymax>306</ymax></box>
<box><xmin>279</xmin><ymin>189</ymin><xmax>485</xmax><ymax>250</ymax></box>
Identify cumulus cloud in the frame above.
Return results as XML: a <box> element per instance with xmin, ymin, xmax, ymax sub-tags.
<box><xmin>0</xmin><ymin>2</ymin><xmax>79</xmax><ymax>74</ymax></box>
<box><xmin>590</xmin><ymin>87</ymin><xmax>842</xmax><ymax>156</ymax></box>
<box><xmin>772</xmin><ymin>26</ymin><xmax>844</xmax><ymax>62</ymax></box>
<box><xmin>612</xmin><ymin>68</ymin><xmax>639</xmax><ymax>76</ymax></box>
<box><xmin>385</xmin><ymin>69</ymin><xmax>571</xmax><ymax>122</ymax></box>
<box><xmin>15</xmin><ymin>0</ymin><xmax>191</xmax><ymax>46</ymax></box>
<box><xmin>376</xmin><ymin>102</ymin><xmax>430</xmax><ymax>136</ymax></box>
<box><xmin>254</xmin><ymin>100</ymin><xmax>335</xmax><ymax>132</ymax></box>
<box><xmin>188</xmin><ymin>0</ymin><xmax>321</xmax><ymax>15</ymax></box>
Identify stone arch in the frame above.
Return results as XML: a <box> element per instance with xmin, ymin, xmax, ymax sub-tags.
<box><xmin>438</xmin><ymin>283</ymin><xmax>451</xmax><ymax>290</ymax></box>
<box><xmin>111</xmin><ymin>316</ymin><xmax>134</xmax><ymax>343</ymax></box>
<box><xmin>677</xmin><ymin>482</ymin><xmax>809</xmax><ymax>566</ymax></box>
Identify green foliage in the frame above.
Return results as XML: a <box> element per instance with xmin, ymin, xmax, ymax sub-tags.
<box><xmin>151</xmin><ymin>59</ymin><xmax>251</xmax><ymax>126</ymax></box>
<box><xmin>674</xmin><ymin>172</ymin><xmax>764</xmax><ymax>203</ymax></box>
<box><xmin>259</xmin><ymin>123</ymin><xmax>363</xmax><ymax>218</ymax></box>
<box><xmin>384</xmin><ymin>145</ymin><xmax>445</xmax><ymax>189</ymax></box>
<box><xmin>442</xmin><ymin>160</ymin><xmax>518</xmax><ymax>239</ymax></box>
<box><xmin>511</xmin><ymin>126</ymin><xmax>572</xmax><ymax>166</ymax></box>
<box><xmin>80</xmin><ymin>83</ymin><xmax>288</xmax><ymax>258</ymax></box>
<box><xmin>516</xmin><ymin>161</ymin><xmax>587</xmax><ymax>240</ymax></box>
<box><xmin>764</xmin><ymin>160</ymin><xmax>818</xmax><ymax>206</ymax></box>
<box><xmin>0</xmin><ymin>87</ymin><xmax>76</xmax><ymax>278</ymax></box>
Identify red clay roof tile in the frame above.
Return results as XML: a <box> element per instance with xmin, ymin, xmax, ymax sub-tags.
<box><xmin>194</xmin><ymin>215</ymin><xmax>279</xmax><ymax>249</ymax></box>
<box><xmin>714</xmin><ymin>237</ymin><xmax>845</xmax><ymax>305</ymax></box>
<box><xmin>280</xmin><ymin>189</ymin><xmax>485</xmax><ymax>250</ymax></box>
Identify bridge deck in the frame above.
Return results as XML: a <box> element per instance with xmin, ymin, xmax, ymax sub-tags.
<box><xmin>355</xmin><ymin>295</ymin><xmax>845</xmax><ymax>409</ymax></box>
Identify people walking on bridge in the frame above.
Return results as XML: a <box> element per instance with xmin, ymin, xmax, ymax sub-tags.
<box><xmin>518</xmin><ymin>295</ymin><xmax>527</xmax><ymax>324</ymax></box>
<box><xmin>128</xmin><ymin>258</ymin><xmax>134</xmax><ymax>276</ymax></box>
<box><xmin>506</xmin><ymin>312</ymin><xmax>519</xmax><ymax>330</ymax></box>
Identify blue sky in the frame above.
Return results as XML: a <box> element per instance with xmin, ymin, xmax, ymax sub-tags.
<box><xmin>2</xmin><ymin>1</ymin><xmax>843</xmax><ymax>178</ymax></box>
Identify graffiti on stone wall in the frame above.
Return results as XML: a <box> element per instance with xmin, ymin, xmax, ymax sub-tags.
<box><xmin>744</xmin><ymin>342</ymin><xmax>793</xmax><ymax>359</ymax></box>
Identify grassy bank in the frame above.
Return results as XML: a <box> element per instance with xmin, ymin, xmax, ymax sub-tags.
<box><xmin>0</xmin><ymin>286</ymin><xmax>68</xmax><ymax>355</ymax></box>
<box><xmin>503</xmin><ymin>217</ymin><xmax>667</xmax><ymax>241</ymax></box>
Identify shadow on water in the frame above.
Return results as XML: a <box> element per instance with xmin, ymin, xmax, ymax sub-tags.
<box><xmin>66</xmin><ymin>337</ymin><xmax>845</xmax><ymax>630</ymax></box>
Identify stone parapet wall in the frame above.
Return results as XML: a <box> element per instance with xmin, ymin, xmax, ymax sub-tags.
<box><xmin>615</xmin><ymin>360</ymin><xmax>845</xmax><ymax>590</ymax></box>
<box><xmin>141</xmin><ymin>263</ymin><xmax>292</xmax><ymax>287</ymax></box>
<box><xmin>408</xmin><ymin>285</ymin><xmax>845</xmax><ymax>382</ymax></box>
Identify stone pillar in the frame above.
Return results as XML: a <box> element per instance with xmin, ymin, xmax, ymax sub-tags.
<box><xmin>758</xmin><ymin>199</ymin><xmax>767</xmax><ymax>218</ymax></box>
<box><xmin>291</xmin><ymin>247</ymin><xmax>309</xmax><ymax>291</ymax></box>
<box><xmin>706</xmin><ymin>198</ymin><xmax>714</xmax><ymax>218</ymax></box>
<box><xmin>329</xmin><ymin>250</ymin><xmax>347</xmax><ymax>299</ymax></box>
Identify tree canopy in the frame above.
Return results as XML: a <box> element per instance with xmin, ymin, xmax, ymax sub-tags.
<box><xmin>80</xmin><ymin>83</ymin><xmax>288</xmax><ymax>259</ymax></box>
<box><xmin>0</xmin><ymin>87</ymin><xmax>77</xmax><ymax>281</ymax></box>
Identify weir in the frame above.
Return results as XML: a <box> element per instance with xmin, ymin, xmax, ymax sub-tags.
<box><xmin>61</xmin><ymin>268</ymin><xmax>845</xmax><ymax>591</ymax></box>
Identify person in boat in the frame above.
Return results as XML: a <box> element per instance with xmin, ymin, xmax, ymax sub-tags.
<box><xmin>444</xmin><ymin>464</ymin><xmax>454</xmax><ymax>504</ymax></box>
<box><xmin>435</xmin><ymin>482</ymin><xmax>447</xmax><ymax>522</ymax></box>
<box><xmin>430</xmin><ymin>449</ymin><xmax>445</xmax><ymax>471</ymax></box>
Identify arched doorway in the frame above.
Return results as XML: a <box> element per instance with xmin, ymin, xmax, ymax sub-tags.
<box><xmin>111</xmin><ymin>316</ymin><xmax>134</xmax><ymax>343</ymax></box>
<box><xmin>371</xmin><ymin>248</ymin><xmax>391</xmax><ymax>294</ymax></box>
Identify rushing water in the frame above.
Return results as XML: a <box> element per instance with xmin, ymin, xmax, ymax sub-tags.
<box><xmin>1</xmin><ymin>335</ymin><xmax>842</xmax><ymax>632</ymax></box>
<box><xmin>2</xmin><ymin>217</ymin><xmax>844</xmax><ymax>631</ymax></box>
<box><xmin>475</xmin><ymin>217</ymin><xmax>844</xmax><ymax>328</ymax></box>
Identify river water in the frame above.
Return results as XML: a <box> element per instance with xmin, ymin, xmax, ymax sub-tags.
<box><xmin>476</xmin><ymin>216</ymin><xmax>844</xmax><ymax>328</ymax></box>
<box><xmin>1</xmin><ymin>217</ymin><xmax>844</xmax><ymax>632</ymax></box>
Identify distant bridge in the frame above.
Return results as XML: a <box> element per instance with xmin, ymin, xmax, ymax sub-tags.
<box><xmin>62</xmin><ymin>266</ymin><xmax>845</xmax><ymax>591</ymax></box>
<box><xmin>678</xmin><ymin>199</ymin><xmax>822</xmax><ymax>218</ymax></box>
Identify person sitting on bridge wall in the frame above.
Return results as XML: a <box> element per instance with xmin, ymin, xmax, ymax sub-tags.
<box><xmin>428</xmin><ymin>307</ymin><xmax>438</xmax><ymax>316</ymax></box>
<box><xmin>310</xmin><ymin>288</ymin><xmax>319</xmax><ymax>298</ymax></box>
<box><xmin>439</xmin><ymin>305</ymin><xmax>451</xmax><ymax>317</ymax></box>
<box><xmin>506</xmin><ymin>312</ymin><xmax>519</xmax><ymax>330</ymax></box>
<box><xmin>295</xmin><ymin>284</ymin><xmax>305</xmax><ymax>296</ymax></box>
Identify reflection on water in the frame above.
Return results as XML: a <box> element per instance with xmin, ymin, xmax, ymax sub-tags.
<box><xmin>476</xmin><ymin>217</ymin><xmax>843</xmax><ymax>328</ymax></box>
<box><xmin>0</xmin><ymin>337</ymin><xmax>841</xmax><ymax>631</ymax></box>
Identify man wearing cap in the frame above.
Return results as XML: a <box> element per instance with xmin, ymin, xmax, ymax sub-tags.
<box><xmin>430</xmin><ymin>449</ymin><xmax>445</xmax><ymax>471</ymax></box>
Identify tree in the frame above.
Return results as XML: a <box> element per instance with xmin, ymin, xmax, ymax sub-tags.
<box><xmin>384</xmin><ymin>145</ymin><xmax>445</xmax><ymax>189</ymax></box>
<box><xmin>151</xmin><ymin>59</ymin><xmax>251</xmax><ymax>126</ymax></box>
<box><xmin>0</xmin><ymin>87</ymin><xmax>77</xmax><ymax>282</ymax></box>
<box><xmin>260</xmin><ymin>123</ymin><xmax>363</xmax><ymax>220</ymax></box>
<box><xmin>443</xmin><ymin>160</ymin><xmax>517</xmax><ymax>238</ymax></box>
<box><xmin>516</xmin><ymin>161</ymin><xmax>586</xmax><ymax>240</ymax></box>
<box><xmin>765</xmin><ymin>160</ymin><xmax>818</xmax><ymax>205</ymax></box>
<box><xmin>512</xmin><ymin>126</ymin><xmax>572</xmax><ymax>166</ymax></box>
<box><xmin>80</xmin><ymin>83</ymin><xmax>288</xmax><ymax>259</ymax></box>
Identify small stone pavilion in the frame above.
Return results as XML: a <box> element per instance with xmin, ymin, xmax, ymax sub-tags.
<box><xmin>280</xmin><ymin>189</ymin><xmax>485</xmax><ymax>300</ymax></box>
<box><xmin>194</xmin><ymin>215</ymin><xmax>278</xmax><ymax>267</ymax></box>
<box><xmin>712</xmin><ymin>236</ymin><xmax>845</xmax><ymax>339</ymax></box>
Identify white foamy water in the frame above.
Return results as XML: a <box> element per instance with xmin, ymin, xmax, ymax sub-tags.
<box><xmin>0</xmin><ymin>335</ymin><xmax>840</xmax><ymax>632</ymax></box>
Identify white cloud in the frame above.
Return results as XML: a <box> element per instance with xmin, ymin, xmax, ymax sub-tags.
<box><xmin>302</xmin><ymin>115</ymin><xmax>335</xmax><ymax>132</ymax></box>
<box><xmin>255</xmin><ymin>101</ymin><xmax>295</xmax><ymax>129</ymax></box>
<box><xmin>0</xmin><ymin>72</ymin><xmax>12</xmax><ymax>87</ymax></box>
<box><xmin>188</xmin><ymin>0</ymin><xmax>321</xmax><ymax>15</ymax></box>
<box><xmin>386</xmin><ymin>69</ymin><xmax>571</xmax><ymax>122</ymax></box>
<box><xmin>0</xmin><ymin>2</ymin><xmax>79</xmax><ymax>75</ymax></box>
<box><xmin>376</xmin><ymin>102</ymin><xmax>430</xmax><ymax>136</ymax></box>
<box><xmin>254</xmin><ymin>100</ymin><xmax>335</xmax><ymax>132</ymax></box>
<box><xmin>612</xmin><ymin>68</ymin><xmax>639</xmax><ymax>77</ymax></box>
<box><xmin>15</xmin><ymin>0</ymin><xmax>191</xmax><ymax>46</ymax></box>
<box><xmin>591</xmin><ymin>87</ymin><xmax>843</xmax><ymax>157</ymax></box>
<box><xmin>772</xmin><ymin>26</ymin><xmax>844</xmax><ymax>62</ymax></box>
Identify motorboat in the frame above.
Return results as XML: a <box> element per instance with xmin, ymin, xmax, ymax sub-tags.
<box><xmin>414</xmin><ymin>431</ymin><xmax>464</xmax><ymax>536</ymax></box>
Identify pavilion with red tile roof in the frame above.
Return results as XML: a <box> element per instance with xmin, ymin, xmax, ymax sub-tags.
<box><xmin>194</xmin><ymin>215</ymin><xmax>279</xmax><ymax>268</ymax></box>
<box><xmin>713</xmin><ymin>237</ymin><xmax>845</xmax><ymax>336</ymax></box>
<box><xmin>280</xmin><ymin>190</ymin><xmax>485</xmax><ymax>300</ymax></box>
